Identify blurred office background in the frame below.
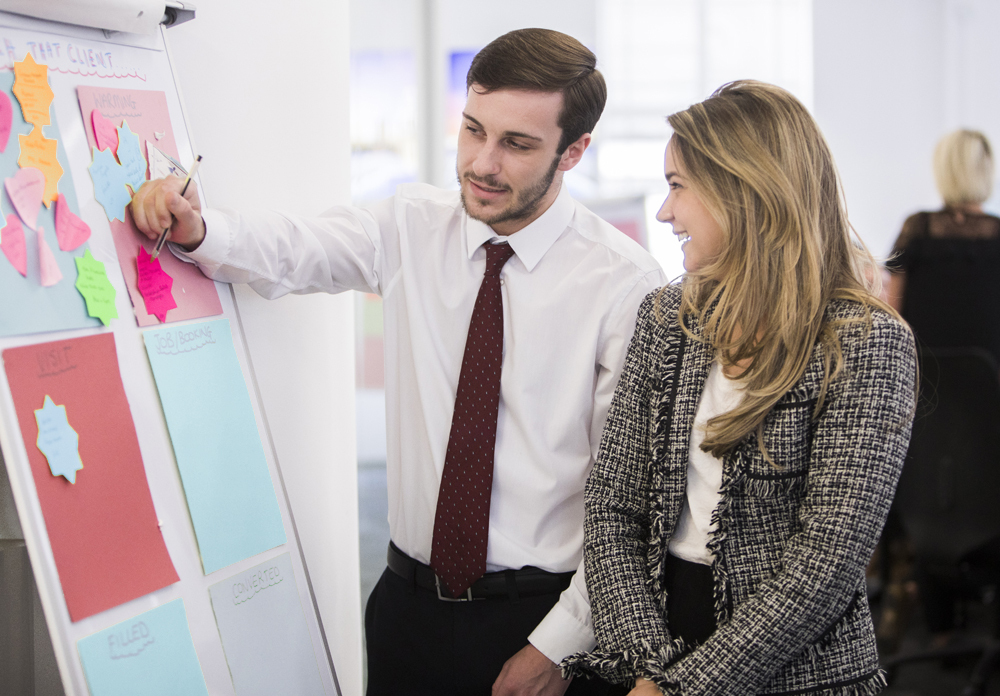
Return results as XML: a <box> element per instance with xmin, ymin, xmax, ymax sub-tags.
<box><xmin>354</xmin><ymin>1</ymin><xmax>1000</xmax><ymax>693</ymax></box>
<box><xmin>354</xmin><ymin>0</ymin><xmax>1000</xmax><ymax>455</ymax></box>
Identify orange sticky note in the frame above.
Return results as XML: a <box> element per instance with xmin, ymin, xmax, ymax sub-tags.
<box><xmin>18</xmin><ymin>128</ymin><xmax>63</xmax><ymax>208</ymax></box>
<box><xmin>12</xmin><ymin>53</ymin><xmax>53</xmax><ymax>128</ymax></box>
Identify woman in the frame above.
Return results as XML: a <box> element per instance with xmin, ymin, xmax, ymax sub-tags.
<box><xmin>886</xmin><ymin>129</ymin><xmax>1000</xmax><ymax>364</ymax></box>
<box><xmin>885</xmin><ymin>129</ymin><xmax>1000</xmax><ymax>646</ymax></box>
<box><xmin>562</xmin><ymin>81</ymin><xmax>917</xmax><ymax>695</ymax></box>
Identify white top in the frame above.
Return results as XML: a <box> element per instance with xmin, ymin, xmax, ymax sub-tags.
<box><xmin>668</xmin><ymin>361</ymin><xmax>744</xmax><ymax>566</ymax></box>
<box><xmin>181</xmin><ymin>182</ymin><xmax>665</xmax><ymax>661</ymax></box>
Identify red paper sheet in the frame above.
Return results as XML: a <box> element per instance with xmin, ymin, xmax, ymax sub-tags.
<box><xmin>76</xmin><ymin>86</ymin><xmax>222</xmax><ymax>326</ymax></box>
<box><xmin>3</xmin><ymin>333</ymin><xmax>178</xmax><ymax>621</ymax></box>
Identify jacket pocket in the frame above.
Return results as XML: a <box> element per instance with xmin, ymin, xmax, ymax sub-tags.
<box><xmin>738</xmin><ymin>400</ymin><xmax>815</xmax><ymax>485</ymax></box>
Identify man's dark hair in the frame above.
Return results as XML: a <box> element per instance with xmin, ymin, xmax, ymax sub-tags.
<box><xmin>466</xmin><ymin>28</ymin><xmax>607</xmax><ymax>154</ymax></box>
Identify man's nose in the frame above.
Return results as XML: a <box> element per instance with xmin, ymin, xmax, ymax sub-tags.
<box><xmin>472</xmin><ymin>141</ymin><xmax>502</xmax><ymax>178</ymax></box>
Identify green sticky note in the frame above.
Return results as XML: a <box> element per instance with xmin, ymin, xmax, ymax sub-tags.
<box><xmin>74</xmin><ymin>249</ymin><xmax>117</xmax><ymax>326</ymax></box>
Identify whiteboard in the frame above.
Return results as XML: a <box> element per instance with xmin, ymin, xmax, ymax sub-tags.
<box><xmin>0</xmin><ymin>11</ymin><xmax>341</xmax><ymax>696</ymax></box>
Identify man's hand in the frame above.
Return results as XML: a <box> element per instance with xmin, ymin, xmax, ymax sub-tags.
<box><xmin>129</xmin><ymin>176</ymin><xmax>206</xmax><ymax>250</ymax></box>
<box><xmin>492</xmin><ymin>644</ymin><xmax>571</xmax><ymax>696</ymax></box>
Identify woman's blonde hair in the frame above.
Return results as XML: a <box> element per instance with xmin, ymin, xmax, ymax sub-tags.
<box><xmin>933</xmin><ymin>129</ymin><xmax>994</xmax><ymax>207</ymax></box>
<box><xmin>660</xmin><ymin>80</ymin><xmax>892</xmax><ymax>459</ymax></box>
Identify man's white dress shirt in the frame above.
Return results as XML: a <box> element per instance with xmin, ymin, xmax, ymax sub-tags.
<box><xmin>184</xmin><ymin>182</ymin><xmax>665</xmax><ymax>662</ymax></box>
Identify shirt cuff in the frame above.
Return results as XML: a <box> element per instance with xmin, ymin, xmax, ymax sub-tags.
<box><xmin>173</xmin><ymin>208</ymin><xmax>232</xmax><ymax>266</ymax></box>
<box><xmin>528</xmin><ymin>595</ymin><xmax>596</xmax><ymax>664</ymax></box>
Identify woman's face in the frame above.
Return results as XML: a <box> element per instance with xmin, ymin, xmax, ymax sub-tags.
<box><xmin>657</xmin><ymin>139</ymin><xmax>725</xmax><ymax>273</ymax></box>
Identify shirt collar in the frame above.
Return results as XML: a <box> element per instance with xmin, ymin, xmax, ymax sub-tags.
<box><xmin>465</xmin><ymin>183</ymin><xmax>574</xmax><ymax>272</ymax></box>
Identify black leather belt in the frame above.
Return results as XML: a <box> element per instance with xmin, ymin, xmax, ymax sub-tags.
<box><xmin>386</xmin><ymin>542</ymin><xmax>574</xmax><ymax>602</ymax></box>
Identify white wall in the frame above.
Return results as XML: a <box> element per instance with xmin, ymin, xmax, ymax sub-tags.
<box><xmin>814</xmin><ymin>0</ymin><xmax>1000</xmax><ymax>258</ymax></box>
<box><xmin>164</xmin><ymin>3</ymin><xmax>362</xmax><ymax>695</ymax></box>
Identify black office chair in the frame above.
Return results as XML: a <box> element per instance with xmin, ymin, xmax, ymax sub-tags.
<box><xmin>882</xmin><ymin>347</ymin><xmax>1000</xmax><ymax>696</ymax></box>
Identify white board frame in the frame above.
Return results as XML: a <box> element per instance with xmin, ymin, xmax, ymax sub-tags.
<box><xmin>0</xmin><ymin>12</ymin><xmax>341</xmax><ymax>696</ymax></box>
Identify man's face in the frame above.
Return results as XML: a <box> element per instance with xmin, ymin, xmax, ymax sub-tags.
<box><xmin>456</xmin><ymin>86</ymin><xmax>569</xmax><ymax>236</ymax></box>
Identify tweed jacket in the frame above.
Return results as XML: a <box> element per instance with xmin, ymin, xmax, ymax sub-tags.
<box><xmin>563</xmin><ymin>286</ymin><xmax>917</xmax><ymax>695</ymax></box>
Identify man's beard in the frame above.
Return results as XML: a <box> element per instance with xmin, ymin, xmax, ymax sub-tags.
<box><xmin>458</xmin><ymin>154</ymin><xmax>561</xmax><ymax>228</ymax></box>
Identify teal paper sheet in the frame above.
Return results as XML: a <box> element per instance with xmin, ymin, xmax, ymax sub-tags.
<box><xmin>209</xmin><ymin>553</ymin><xmax>326</xmax><ymax>696</ymax></box>
<box><xmin>0</xmin><ymin>71</ymin><xmax>100</xmax><ymax>337</ymax></box>
<box><xmin>143</xmin><ymin>318</ymin><xmax>286</xmax><ymax>574</ymax></box>
<box><xmin>77</xmin><ymin>599</ymin><xmax>209</xmax><ymax>696</ymax></box>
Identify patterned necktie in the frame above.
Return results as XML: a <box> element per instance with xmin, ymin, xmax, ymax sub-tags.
<box><xmin>430</xmin><ymin>241</ymin><xmax>516</xmax><ymax>598</ymax></box>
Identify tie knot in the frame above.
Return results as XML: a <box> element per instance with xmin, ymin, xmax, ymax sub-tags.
<box><xmin>484</xmin><ymin>243</ymin><xmax>515</xmax><ymax>278</ymax></box>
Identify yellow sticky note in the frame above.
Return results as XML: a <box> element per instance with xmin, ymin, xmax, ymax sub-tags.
<box><xmin>12</xmin><ymin>53</ymin><xmax>53</xmax><ymax>128</ymax></box>
<box><xmin>18</xmin><ymin>128</ymin><xmax>63</xmax><ymax>208</ymax></box>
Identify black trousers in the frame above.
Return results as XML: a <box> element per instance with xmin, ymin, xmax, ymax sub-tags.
<box><xmin>663</xmin><ymin>552</ymin><xmax>717</xmax><ymax>645</ymax></box>
<box><xmin>365</xmin><ymin>566</ymin><xmax>628</xmax><ymax>696</ymax></box>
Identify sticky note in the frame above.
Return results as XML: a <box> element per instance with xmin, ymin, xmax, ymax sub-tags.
<box><xmin>144</xmin><ymin>319</ymin><xmax>286</xmax><ymax>574</ymax></box>
<box><xmin>18</xmin><ymin>127</ymin><xmax>64</xmax><ymax>207</ymax></box>
<box><xmin>12</xmin><ymin>53</ymin><xmax>53</xmax><ymax>127</ymax></box>
<box><xmin>116</xmin><ymin>121</ymin><xmax>147</xmax><ymax>192</ymax></box>
<box><xmin>5</xmin><ymin>166</ymin><xmax>44</xmax><ymax>230</ymax></box>
<box><xmin>147</xmin><ymin>143</ymin><xmax>185</xmax><ymax>180</ymax></box>
<box><xmin>75</xmin><ymin>250</ymin><xmax>117</xmax><ymax>326</ymax></box>
<box><xmin>89</xmin><ymin>146</ymin><xmax>132</xmax><ymax>222</ymax></box>
<box><xmin>91</xmin><ymin>109</ymin><xmax>119</xmax><ymax>154</ymax></box>
<box><xmin>209</xmin><ymin>554</ymin><xmax>326</xmax><ymax>696</ymax></box>
<box><xmin>55</xmin><ymin>193</ymin><xmax>91</xmax><ymax>251</ymax></box>
<box><xmin>37</xmin><ymin>227</ymin><xmax>61</xmax><ymax>287</ymax></box>
<box><xmin>1</xmin><ymin>214</ymin><xmax>26</xmax><ymax>276</ymax></box>
<box><xmin>78</xmin><ymin>600</ymin><xmax>208</xmax><ymax>696</ymax></box>
<box><xmin>34</xmin><ymin>395</ymin><xmax>83</xmax><ymax>484</ymax></box>
<box><xmin>0</xmin><ymin>91</ymin><xmax>12</xmax><ymax>153</ymax></box>
<box><xmin>136</xmin><ymin>247</ymin><xmax>176</xmax><ymax>323</ymax></box>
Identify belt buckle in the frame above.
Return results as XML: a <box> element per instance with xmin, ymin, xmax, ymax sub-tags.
<box><xmin>435</xmin><ymin>575</ymin><xmax>477</xmax><ymax>602</ymax></box>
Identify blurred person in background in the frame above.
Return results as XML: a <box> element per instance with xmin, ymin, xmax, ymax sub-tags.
<box><xmin>887</xmin><ymin>129</ymin><xmax>1000</xmax><ymax>365</ymax></box>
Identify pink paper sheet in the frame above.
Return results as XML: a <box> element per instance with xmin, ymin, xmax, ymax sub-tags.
<box><xmin>76</xmin><ymin>87</ymin><xmax>222</xmax><ymax>326</ymax></box>
<box><xmin>3</xmin><ymin>334</ymin><xmax>179</xmax><ymax>621</ymax></box>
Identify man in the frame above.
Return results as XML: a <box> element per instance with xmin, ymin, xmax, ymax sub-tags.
<box><xmin>131</xmin><ymin>28</ymin><xmax>664</xmax><ymax>696</ymax></box>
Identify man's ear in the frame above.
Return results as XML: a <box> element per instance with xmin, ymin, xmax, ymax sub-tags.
<box><xmin>557</xmin><ymin>133</ymin><xmax>592</xmax><ymax>172</ymax></box>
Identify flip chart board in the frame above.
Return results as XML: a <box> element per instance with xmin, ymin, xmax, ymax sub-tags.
<box><xmin>0</xmin><ymin>11</ymin><xmax>341</xmax><ymax>696</ymax></box>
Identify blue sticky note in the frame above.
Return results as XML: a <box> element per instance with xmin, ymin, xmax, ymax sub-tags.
<box><xmin>143</xmin><ymin>319</ymin><xmax>286</xmax><ymax>574</ymax></box>
<box><xmin>209</xmin><ymin>553</ymin><xmax>326</xmax><ymax>695</ymax></box>
<box><xmin>77</xmin><ymin>599</ymin><xmax>209</xmax><ymax>696</ymax></box>
<box><xmin>34</xmin><ymin>394</ymin><xmax>83</xmax><ymax>483</ymax></box>
<box><xmin>88</xmin><ymin>146</ymin><xmax>132</xmax><ymax>222</ymax></box>
<box><xmin>115</xmin><ymin>120</ymin><xmax>147</xmax><ymax>192</ymax></box>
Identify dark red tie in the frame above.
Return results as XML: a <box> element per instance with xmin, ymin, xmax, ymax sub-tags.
<box><xmin>430</xmin><ymin>242</ymin><xmax>516</xmax><ymax>598</ymax></box>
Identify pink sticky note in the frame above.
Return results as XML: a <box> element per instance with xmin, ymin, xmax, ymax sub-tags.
<box><xmin>38</xmin><ymin>227</ymin><xmax>62</xmax><ymax>287</ymax></box>
<box><xmin>0</xmin><ymin>92</ymin><xmax>12</xmax><ymax>153</ymax></box>
<box><xmin>136</xmin><ymin>247</ymin><xmax>177</xmax><ymax>322</ymax></box>
<box><xmin>54</xmin><ymin>193</ymin><xmax>91</xmax><ymax>251</ymax></box>
<box><xmin>5</xmin><ymin>167</ymin><xmax>45</xmax><ymax>230</ymax></box>
<box><xmin>1</xmin><ymin>214</ymin><xmax>27</xmax><ymax>276</ymax></box>
<box><xmin>91</xmin><ymin>109</ymin><xmax>119</xmax><ymax>154</ymax></box>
